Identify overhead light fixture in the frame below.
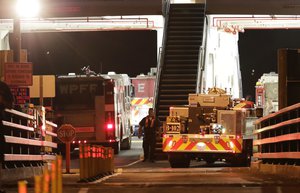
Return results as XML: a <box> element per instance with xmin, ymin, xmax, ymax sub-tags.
<box><xmin>16</xmin><ymin>0</ymin><xmax>40</xmax><ymax>18</ymax></box>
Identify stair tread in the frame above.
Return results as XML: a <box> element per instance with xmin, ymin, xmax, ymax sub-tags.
<box><xmin>156</xmin><ymin>3</ymin><xmax>205</xmax><ymax>124</ymax></box>
<box><xmin>167</xmin><ymin>45</ymin><xmax>200</xmax><ymax>48</ymax></box>
<box><xmin>168</xmin><ymin>30</ymin><xmax>203</xmax><ymax>34</ymax></box>
<box><xmin>162</xmin><ymin>73</ymin><xmax>197</xmax><ymax>75</ymax></box>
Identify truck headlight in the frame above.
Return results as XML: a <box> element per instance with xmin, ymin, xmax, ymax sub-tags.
<box><xmin>222</xmin><ymin>128</ymin><xmax>226</xmax><ymax>134</ymax></box>
<box><xmin>196</xmin><ymin>142</ymin><xmax>206</xmax><ymax>150</ymax></box>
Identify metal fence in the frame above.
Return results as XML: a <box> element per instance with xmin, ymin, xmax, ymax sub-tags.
<box><xmin>253</xmin><ymin>103</ymin><xmax>300</xmax><ymax>165</ymax></box>
<box><xmin>0</xmin><ymin>107</ymin><xmax>57</xmax><ymax>181</ymax></box>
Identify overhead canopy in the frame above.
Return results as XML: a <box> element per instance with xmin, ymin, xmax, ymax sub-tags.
<box><xmin>2</xmin><ymin>0</ymin><xmax>300</xmax><ymax>19</ymax></box>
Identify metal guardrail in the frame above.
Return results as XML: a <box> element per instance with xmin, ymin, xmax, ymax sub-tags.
<box><xmin>1</xmin><ymin>108</ymin><xmax>57</xmax><ymax>169</ymax></box>
<box><xmin>253</xmin><ymin>103</ymin><xmax>300</xmax><ymax>165</ymax></box>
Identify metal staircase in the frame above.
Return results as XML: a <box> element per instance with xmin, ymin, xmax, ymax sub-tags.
<box><xmin>155</xmin><ymin>2</ymin><xmax>206</xmax><ymax>159</ymax></box>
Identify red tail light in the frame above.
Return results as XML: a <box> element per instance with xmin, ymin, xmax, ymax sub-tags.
<box><xmin>106</xmin><ymin>123</ymin><xmax>115</xmax><ymax>140</ymax></box>
<box><xmin>106</xmin><ymin>123</ymin><xmax>113</xmax><ymax>130</ymax></box>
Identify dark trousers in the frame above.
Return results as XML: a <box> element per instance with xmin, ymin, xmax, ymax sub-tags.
<box><xmin>143</xmin><ymin>136</ymin><xmax>156</xmax><ymax>160</ymax></box>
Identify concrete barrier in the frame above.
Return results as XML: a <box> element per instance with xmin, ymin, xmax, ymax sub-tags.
<box><xmin>251</xmin><ymin>161</ymin><xmax>300</xmax><ymax>179</ymax></box>
<box><xmin>1</xmin><ymin>166</ymin><xmax>43</xmax><ymax>182</ymax></box>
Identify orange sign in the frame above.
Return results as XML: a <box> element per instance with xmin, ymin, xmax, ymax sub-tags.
<box><xmin>4</xmin><ymin>62</ymin><xmax>33</xmax><ymax>86</ymax></box>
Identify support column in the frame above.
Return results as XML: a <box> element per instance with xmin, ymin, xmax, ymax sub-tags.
<box><xmin>13</xmin><ymin>18</ymin><xmax>21</xmax><ymax>63</ymax></box>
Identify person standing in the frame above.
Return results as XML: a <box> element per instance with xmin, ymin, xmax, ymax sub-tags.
<box><xmin>138</xmin><ymin>108</ymin><xmax>160</xmax><ymax>162</ymax></box>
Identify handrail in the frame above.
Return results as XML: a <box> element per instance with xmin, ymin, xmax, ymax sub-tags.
<box><xmin>254</xmin><ymin>103</ymin><xmax>300</xmax><ymax>126</ymax></box>
<box><xmin>2</xmin><ymin>120</ymin><xmax>34</xmax><ymax>132</ymax></box>
<box><xmin>154</xmin><ymin>0</ymin><xmax>171</xmax><ymax>116</ymax></box>
<box><xmin>4</xmin><ymin>108</ymin><xmax>34</xmax><ymax>120</ymax></box>
<box><xmin>253</xmin><ymin>102</ymin><xmax>300</xmax><ymax>164</ymax></box>
<box><xmin>196</xmin><ymin>13</ymin><xmax>208</xmax><ymax>94</ymax></box>
<box><xmin>1</xmin><ymin>108</ymin><xmax>58</xmax><ymax>166</ymax></box>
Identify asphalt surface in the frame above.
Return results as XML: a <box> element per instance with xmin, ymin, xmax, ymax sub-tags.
<box><xmin>2</xmin><ymin>136</ymin><xmax>300</xmax><ymax>193</ymax></box>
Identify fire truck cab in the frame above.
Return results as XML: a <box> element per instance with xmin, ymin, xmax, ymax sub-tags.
<box><xmin>54</xmin><ymin>72</ymin><xmax>133</xmax><ymax>154</ymax></box>
<box><xmin>163</xmin><ymin>88</ymin><xmax>253</xmax><ymax>167</ymax></box>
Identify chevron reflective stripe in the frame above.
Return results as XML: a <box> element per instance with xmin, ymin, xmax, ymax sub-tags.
<box><xmin>162</xmin><ymin>134</ymin><xmax>243</xmax><ymax>153</ymax></box>
<box><xmin>171</xmin><ymin>138</ymin><xmax>183</xmax><ymax>150</ymax></box>
<box><xmin>184</xmin><ymin>141</ymin><xmax>197</xmax><ymax>151</ymax></box>
<box><xmin>163</xmin><ymin>137</ymin><xmax>172</xmax><ymax>151</ymax></box>
<box><xmin>131</xmin><ymin>98</ymin><xmax>153</xmax><ymax>106</ymax></box>
<box><xmin>131</xmin><ymin>98</ymin><xmax>153</xmax><ymax>117</ymax></box>
<box><xmin>218</xmin><ymin>139</ymin><xmax>231</xmax><ymax>151</ymax></box>
<box><xmin>204</xmin><ymin>142</ymin><xmax>218</xmax><ymax>151</ymax></box>
<box><xmin>231</xmin><ymin>138</ymin><xmax>242</xmax><ymax>151</ymax></box>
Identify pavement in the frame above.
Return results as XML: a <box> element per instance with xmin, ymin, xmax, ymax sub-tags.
<box><xmin>3</xmin><ymin>160</ymin><xmax>300</xmax><ymax>189</ymax></box>
<box><xmin>2</xmin><ymin>168</ymin><xmax>119</xmax><ymax>188</ymax></box>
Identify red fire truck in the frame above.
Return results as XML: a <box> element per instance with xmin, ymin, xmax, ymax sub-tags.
<box><xmin>53</xmin><ymin>72</ymin><xmax>133</xmax><ymax>154</ymax></box>
<box><xmin>130</xmin><ymin>74</ymin><xmax>156</xmax><ymax>135</ymax></box>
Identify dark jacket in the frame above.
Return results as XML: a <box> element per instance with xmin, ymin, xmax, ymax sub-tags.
<box><xmin>139</xmin><ymin>115</ymin><xmax>160</xmax><ymax>139</ymax></box>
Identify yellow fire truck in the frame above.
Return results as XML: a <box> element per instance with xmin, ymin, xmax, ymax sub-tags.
<box><xmin>162</xmin><ymin>88</ymin><xmax>253</xmax><ymax>168</ymax></box>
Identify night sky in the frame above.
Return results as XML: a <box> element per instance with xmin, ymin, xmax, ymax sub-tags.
<box><xmin>15</xmin><ymin>29</ymin><xmax>300</xmax><ymax>99</ymax></box>
<box><xmin>239</xmin><ymin>29</ymin><xmax>300</xmax><ymax>99</ymax></box>
<box><xmin>19</xmin><ymin>30</ymin><xmax>157</xmax><ymax>77</ymax></box>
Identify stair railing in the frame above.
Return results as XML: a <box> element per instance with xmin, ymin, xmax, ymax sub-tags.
<box><xmin>154</xmin><ymin>0</ymin><xmax>171</xmax><ymax>118</ymax></box>
<box><xmin>196</xmin><ymin>2</ymin><xmax>208</xmax><ymax>94</ymax></box>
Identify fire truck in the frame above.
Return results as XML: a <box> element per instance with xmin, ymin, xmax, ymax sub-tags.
<box><xmin>53</xmin><ymin>72</ymin><xmax>133</xmax><ymax>154</ymax></box>
<box><xmin>163</xmin><ymin>88</ymin><xmax>253</xmax><ymax>167</ymax></box>
<box><xmin>130</xmin><ymin>74</ymin><xmax>155</xmax><ymax>135</ymax></box>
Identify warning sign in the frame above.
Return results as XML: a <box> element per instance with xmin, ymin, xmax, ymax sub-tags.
<box><xmin>4</xmin><ymin>63</ymin><xmax>33</xmax><ymax>86</ymax></box>
<box><xmin>10</xmin><ymin>87</ymin><xmax>30</xmax><ymax>105</ymax></box>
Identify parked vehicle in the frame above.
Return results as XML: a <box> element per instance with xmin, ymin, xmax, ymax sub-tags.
<box><xmin>162</xmin><ymin>88</ymin><xmax>253</xmax><ymax>167</ymax></box>
<box><xmin>130</xmin><ymin>74</ymin><xmax>155</xmax><ymax>135</ymax></box>
<box><xmin>53</xmin><ymin>72</ymin><xmax>133</xmax><ymax>154</ymax></box>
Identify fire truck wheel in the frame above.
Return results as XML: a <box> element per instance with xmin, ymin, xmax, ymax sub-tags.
<box><xmin>168</xmin><ymin>153</ymin><xmax>190</xmax><ymax>168</ymax></box>
<box><xmin>229</xmin><ymin>153</ymin><xmax>249</xmax><ymax>167</ymax></box>
<box><xmin>113</xmin><ymin>141</ymin><xmax>120</xmax><ymax>154</ymax></box>
<box><xmin>204</xmin><ymin>158</ymin><xmax>217</xmax><ymax>165</ymax></box>
<box><xmin>120</xmin><ymin>136</ymin><xmax>131</xmax><ymax>150</ymax></box>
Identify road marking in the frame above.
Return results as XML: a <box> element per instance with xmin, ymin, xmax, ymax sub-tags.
<box><xmin>78</xmin><ymin>188</ymin><xmax>89</xmax><ymax>193</ymax></box>
<box><xmin>118</xmin><ymin>158</ymin><xmax>142</xmax><ymax>168</ymax></box>
<box><xmin>89</xmin><ymin>172</ymin><xmax>121</xmax><ymax>184</ymax></box>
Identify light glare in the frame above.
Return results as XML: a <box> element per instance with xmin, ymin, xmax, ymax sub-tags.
<box><xmin>16</xmin><ymin>0</ymin><xmax>40</xmax><ymax>18</ymax></box>
<box><xmin>107</xmin><ymin>123</ymin><xmax>113</xmax><ymax>130</ymax></box>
